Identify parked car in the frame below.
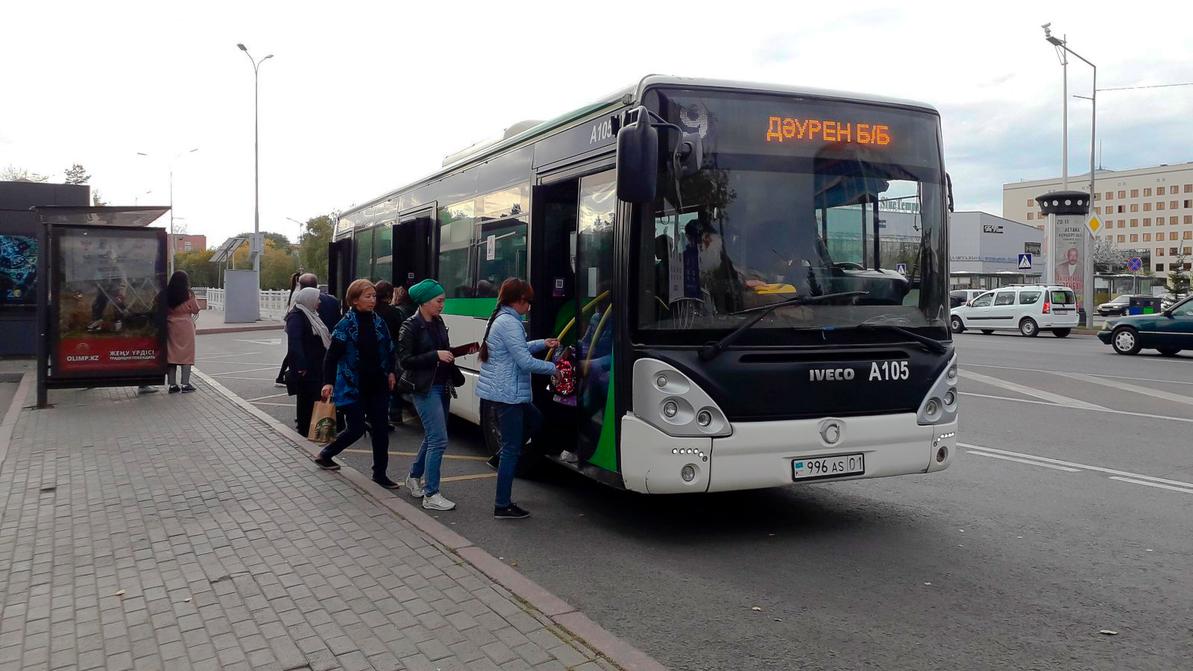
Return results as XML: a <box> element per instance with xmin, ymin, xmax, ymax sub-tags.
<box><xmin>1098</xmin><ymin>294</ymin><xmax>1165</xmax><ymax>316</ymax></box>
<box><xmin>1097</xmin><ymin>295</ymin><xmax>1193</xmax><ymax>355</ymax></box>
<box><xmin>950</xmin><ymin>285</ymin><xmax>1079</xmax><ymax>337</ymax></box>
<box><xmin>949</xmin><ymin>289</ymin><xmax>986</xmax><ymax>309</ymax></box>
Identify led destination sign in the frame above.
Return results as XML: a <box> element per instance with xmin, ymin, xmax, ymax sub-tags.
<box><xmin>766</xmin><ymin>117</ymin><xmax>891</xmax><ymax>146</ymax></box>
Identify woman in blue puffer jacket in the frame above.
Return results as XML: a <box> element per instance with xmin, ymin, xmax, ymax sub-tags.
<box><xmin>476</xmin><ymin>278</ymin><xmax>558</xmax><ymax>520</ymax></box>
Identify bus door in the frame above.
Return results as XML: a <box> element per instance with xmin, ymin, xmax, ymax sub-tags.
<box><xmin>532</xmin><ymin>166</ymin><xmax>617</xmax><ymax>468</ymax></box>
<box><xmin>394</xmin><ymin>206</ymin><xmax>436</xmax><ymax>289</ymax></box>
<box><xmin>327</xmin><ymin>239</ymin><xmax>353</xmax><ymax>301</ymax></box>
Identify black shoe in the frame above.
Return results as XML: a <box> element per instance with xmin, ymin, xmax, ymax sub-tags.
<box><xmin>486</xmin><ymin>454</ymin><xmax>500</xmax><ymax>471</ymax></box>
<box><xmin>373</xmin><ymin>476</ymin><xmax>400</xmax><ymax>489</ymax></box>
<box><xmin>168</xmin><ymin>385</ymin><xmax>181</xmax><ymax>394</ymax></box>
<box><xmin>494</xmin><ymin>504</ymin><xmax>530</xmax><ymax>519</ymax></box>
<box><xmin>180</xmin><ymin>384</ymin><xmax>196</xmax><ymax>393</ymax></box>
<box><xmin>314</xmin><ymin>457</ymin><xmax>341</xmax><ymax>470</ymax></box>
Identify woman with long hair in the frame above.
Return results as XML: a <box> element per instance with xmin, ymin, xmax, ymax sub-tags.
<box><xmin>285</xmin><ymin>287</ymin><xmax>331</xmax><ymax>436</ymax></box>
<box><xmin>475</xmin><ymin>278</ymin><xmax>558</xmax><ymax>519</ymax></box>
<box><xmin>315</xmin><ymin>279</ymin><xmax>399</xmax><ymax>489</ymax></box>
<box><xmin>165</xmin><ymin>270</ymin><xmax>200</xmax><ymax>393</ymax></box>
<box><xmin>397</xmin><ymin>279</ymin><xmax>470</xmax><ymax>511</ymax></box>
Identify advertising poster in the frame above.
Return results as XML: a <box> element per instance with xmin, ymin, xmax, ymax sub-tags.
<box><xmin>0</xmin><ymin>234</ymin><xmax>38</xmax><ymax>307</ymax></box>
<box><xmin>1053</xmin><ymin>215</ymin><xmax>1086</xmax><ymax>311</ymax></box>
<box><xmin>53</xmin><ymin>227</ymin><xmax>166</xmax><ymax>378</ymax></box>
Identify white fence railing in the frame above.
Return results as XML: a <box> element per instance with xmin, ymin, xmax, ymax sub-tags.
<box><xmin>195</xmin><ymin>287</ymin><xmax>289</xmax><ymax>319</ymax></box>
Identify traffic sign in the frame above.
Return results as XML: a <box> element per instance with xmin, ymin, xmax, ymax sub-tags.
<box><xmin>895</xmin><ymin>263</ymin><xmax>908</xmax><ymax>275</ymax></box>
<box><xmin>1017</xmin><ymin>253</ymin><xmax>1033</xmax><ymax>270</ymax></box>
<box><xmin>1127</xmin><ymin>256</ymin><xmax>1143</xmax><ymax>272</ymax></box>
<box><xmin>1086</xmin><ymin>215</ymin><xmax>1103</xmax><ymax>236</ymax></box>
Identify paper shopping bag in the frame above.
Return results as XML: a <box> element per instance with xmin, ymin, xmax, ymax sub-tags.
<box><xmin>308</xmin><ymin>401</ymin><xmax>338</xmax><ymax>443</ymax></box>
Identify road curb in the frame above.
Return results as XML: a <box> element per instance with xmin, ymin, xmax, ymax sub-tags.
<box><xmin>0</xmin><ymin>372</ymin><xmax>33</xmax><ymax>472</ymax></box>
<box><xmin>191</xmin><ymin>368</ymin><xmax>668</xmax><ymax>671</ymax></box>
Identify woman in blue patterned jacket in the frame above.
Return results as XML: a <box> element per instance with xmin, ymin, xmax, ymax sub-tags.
<box><xmin>314</xmin><ymin>279</ymin><xmax>399</xmax><ymax>489</ymax></box>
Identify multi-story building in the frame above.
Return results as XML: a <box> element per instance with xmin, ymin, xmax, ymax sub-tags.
<box><xmin>1002</xmin><ymin>163</ymin><xmax>1193</xmax><ymax>276</ymax></box>
<box><xmin>171</xmin><ymin>234</ymin><xmax>206</xmax><ymax>254</ymax></box>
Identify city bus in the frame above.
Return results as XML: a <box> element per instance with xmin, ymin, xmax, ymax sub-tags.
<box><xmin>330</xmin><ymin>75</ymin><xmax>958</xmax><ymax>493</ymax></box>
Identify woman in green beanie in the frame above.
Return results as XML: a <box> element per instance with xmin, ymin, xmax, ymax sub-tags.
<box><xmin>396</xmin><ymin>279</ymin><xmax>470</xmax><ymax>511</ymax></box>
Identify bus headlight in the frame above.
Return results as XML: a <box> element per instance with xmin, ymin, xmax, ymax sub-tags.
<box><xmin>634</xmin><ymin>359</ymin><xmax>732</xmax><ymax>437</ymax></box>
<box><xmin>662</xmin><ymin>400</ymin><xmax>679</xmax><ymax>418</ymax></box>
<box><xmin>917</xmin><ymin>354</ymin><xmax>959</xmax><ymax>426</ymax></box>
<box><xmin>681</xmin><ymin>464</ymin><xmax>697</xmax><ymax>482</ymax></box>
<box><xmin>696</xmin><ymin>410</ymin><xmax>713</xmax><ymax>427</ymax></box>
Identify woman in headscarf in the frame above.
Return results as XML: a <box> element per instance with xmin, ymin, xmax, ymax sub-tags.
<box><xmin>285</xmin><ymin>287</ymin><xmax>331</xmax><ymax>437</ymax></box>
<box><xmin>165</xmin><ymin>270</ymin><xmax>200</xmax><ymax>393</ymax></box>
<box><xmin>397</xmin><ymin>279</ymin><xmax>470</xmax><ymax>511</ymax></box>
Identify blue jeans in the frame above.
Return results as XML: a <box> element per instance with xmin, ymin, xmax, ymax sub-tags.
<box><xmin>409</xmin><ymin>385</ymin><xmax>450</xmax><ymax>496</ymax></box>
<box><xmin>487</xmin><ymin>400</ymin><xmax>543</xmax><ymax>508</ymax></box>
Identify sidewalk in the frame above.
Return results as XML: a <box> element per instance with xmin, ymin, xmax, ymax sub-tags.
<box><xmin>0</xmin><ymin>377</ymin><xmax>651</xmax><ymax>671</ymax></box>
<box><xmin>195</xmin><ymin>309</ymin><xmax>283</xmax><ymax>335</ymax></box>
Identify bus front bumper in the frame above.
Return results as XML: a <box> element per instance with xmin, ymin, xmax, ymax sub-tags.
<box><xmin>621</xmin><ymin>412</ymin><xmax>956</xmax><ymax>494</ymax></box>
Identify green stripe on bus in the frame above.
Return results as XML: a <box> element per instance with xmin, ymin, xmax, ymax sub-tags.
<box><xmin>588</xmin><ymin>362</ymin><xmax>618</xmax><ymax>472</ymax></box>
<box><xmin>443</xmin><ymin>297</ymin><xmax>498</xmax><ymax>318</ymax></box>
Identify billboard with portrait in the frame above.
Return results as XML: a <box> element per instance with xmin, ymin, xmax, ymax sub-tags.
<box><xmin>51</xmin><ymin>226</ymin><xmax>167</xmax><ymax>379</ymax></box>
<box><xmin>1052</xmin><ymin>215</ymin><xmax>1086</xmax><ymax>312</ymax></box>
<box><xmin>0</xmin><ymin>234</ymin><xmax>38</xmax><ymax>307</ymax></box>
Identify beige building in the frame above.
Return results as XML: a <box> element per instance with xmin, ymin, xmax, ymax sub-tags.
<box><xmin>1002</xmin><ymin>163</ymin><xmax>1193</xmax><ymax>275</ymax></box>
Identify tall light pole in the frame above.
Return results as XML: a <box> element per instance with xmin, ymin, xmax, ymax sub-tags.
<box><xmin>137</xmin><ymin>147</ymin><xmax>199</xmax><ymax>276</ymax></box>
<box><xmin>236</xmin><ymin>43</ymin><xmax>273</xmax><ymax>286</ymax></box>
<box><xmin>1044</xmin><ymin>24</ymin><xmax>1097</xmax><ymax>328</ymax></box>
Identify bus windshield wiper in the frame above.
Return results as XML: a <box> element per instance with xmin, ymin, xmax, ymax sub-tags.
<box><xmin>698</xmin><ymin>291</ymin><xmax>870</xmax><ymax>361</ymax></box>
<box><xmin>853</xmin><ymin>323</ymin><xmax>948</xmax><ymax>354</ymax></box>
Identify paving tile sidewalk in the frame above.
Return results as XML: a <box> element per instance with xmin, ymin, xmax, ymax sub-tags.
<box><xmin>0</xmin><ymin>381</ymin><xmax>621</xmax><ymax>671</ymax></box>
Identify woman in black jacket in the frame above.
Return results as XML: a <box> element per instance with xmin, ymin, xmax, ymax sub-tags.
<box><xmin>285</xmin><ymin>287</ymin><xmax>331</xmax><ymax>436</ymax></box>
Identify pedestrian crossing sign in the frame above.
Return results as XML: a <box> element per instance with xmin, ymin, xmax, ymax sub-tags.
<box><xmin>1017</xmin><ymin>253</ymin><xmax>1033</xmax><ymax>270</ymax></box>
<box><xmin>1086</xmin><ymin>215</ymin><xmax>1102</xmax><ymax>236</ymax></box>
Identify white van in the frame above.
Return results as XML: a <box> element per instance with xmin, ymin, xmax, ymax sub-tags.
<box><xmin>950</xmin><ymin>285</ymin><xmax>1079</xmax><ymax>337</ymax></box>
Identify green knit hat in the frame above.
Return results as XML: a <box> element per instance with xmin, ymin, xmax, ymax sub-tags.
<box><xmin>407</xmin><ymin>279</ymin><xmax>445</xmax><ymax>305</ymax></box>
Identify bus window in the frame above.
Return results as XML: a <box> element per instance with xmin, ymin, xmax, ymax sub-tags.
<box><xmin>473</xmin><ymin>218</ymin><xmax>527</xmax><ymax>297</ymax></box>
<box><xmin>373</xmin><ymin>223</ymin><xmax>393</xmax><ymax>283</ymax></box>
<box><xmin>438</xmin><ymin>200</ymin><xmax>475</xmax><ymax>297</ymax></box>
<box><xmin>354</xmin><ymin>227</ymin><xmax>375</xmax><ymax>280</ymax></box>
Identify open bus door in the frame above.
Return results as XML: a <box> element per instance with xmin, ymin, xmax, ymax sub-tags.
<box><xmin>394</xmin><ymin>206</ymin><xmax>436</xmax><ymax>289</ymax></box>
<box><xmin>327</xmin><ymin>239</ymin><xmax>353</xmax><ymax>302</ymax></box>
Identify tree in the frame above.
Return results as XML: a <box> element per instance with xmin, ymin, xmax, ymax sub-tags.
<box><xmin>298</xmin><ymin>215</ymin><xmax>333</xmax><ymax>279</ymax></box>
<box><xmin>91</xmin><ymin>189</ymin><xmax>107</xmax><ymax>206</ymax></box>
<box><xmin>1168</xmin><ymin>252</ymin><xmax>1190</xmax><ymax>300</ymax></box>
<box><xmin>230</xmin><ymin>239</ymin><xmax>298</xmax><ymax>290</ymax></box>
<box><xmin>1</xmin><ymin>165</ymin><xmax>49</xmax><ymax>183</ymax></box>
<box><xmin>174</xmin><ymin>249</ymin><xmax>218</xmax><ymax>288</ymax></box>
<box><xmin>64</xmin><ymin>164</ymin><xmax>91</xmax><ymax>185</ymax></box>
<box><xmin>1091</xmin><ymin>236</ymin><xmax>1129</xmax><ymax>273</ymax></box>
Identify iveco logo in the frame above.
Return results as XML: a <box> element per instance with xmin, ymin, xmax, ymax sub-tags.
<box><xmin>809</xmin><ymin>368</ymin><xmax>855</xmax><ymax>382</ymax></box>
<box><xmin>820</xmin><ymin>421</ymin><xmax>842</xmax><ymax>445</ymax></box>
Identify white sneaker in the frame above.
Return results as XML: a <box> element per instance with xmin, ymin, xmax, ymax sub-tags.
<box><xmin>404</xmin><ymin>476</ymin><xmax>425</xmax><ymax>498</ymax></box>
<box><xmin>422</xmin><ymin>492</ymin><xmax>456</xmax><ymax>511</ymax></box>
<box><xmin>560</xmin><ymin>450</ymin><xmax>580</xmax><ymax>464</ymax></box>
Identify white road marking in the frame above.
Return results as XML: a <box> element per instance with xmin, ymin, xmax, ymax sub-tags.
<box><xmin>1058</xmin><ymin>372</ymin><xmax>1193</xmax><ymax>408</ymax></box>
<box><xmin>246</xmin><ymin>392</ymin><xmax>289</xmax><ymax>402</ymax></box>
<box><xmin>965</xmin><ymin>449</ymin><xmax>1081</xmax><ymax>472</ymax></box>
<box><xmin>965</xmin><ymin>362</ymin><xmax>1193</xmax><ymax>385</ymax></box>
<box><xmin>959</xmin><ymin>370</ymin><xmax>1108</xmax><ymax>410</ymax></box>
<box><xmin>1108</xmin><ymin>476</ymin><xmax>1193</xmax><ymax>495</ymax></box>
<box><xmin>196</xmin><ymin>350</ymin><xmax>263</xmax><ymax>361</ymax></box>
<box><xmin>207</xmin><ymin>366</ymin><xmax>279</xmax><ymax>376</ymax></box>
<box><xmin>960</xmin><ymin>443</ymin><xmax>1193</xmax><ymax>489</ymax></box>
<box><xmin>960</xmin><ymin>391</ymin><xmax>1193</xmax><ymax>425</ymax></box>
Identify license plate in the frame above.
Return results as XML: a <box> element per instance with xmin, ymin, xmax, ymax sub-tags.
<box><xmin>792</xmin><ymin>453</ymin><xmax>865</xmax><ymax>481</ymax></box>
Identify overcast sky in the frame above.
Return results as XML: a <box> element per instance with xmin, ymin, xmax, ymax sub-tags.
<box><xmin>3</xmin><ymin>0</ymin><xmax>1191</xmax><ymax>246</ymax></box>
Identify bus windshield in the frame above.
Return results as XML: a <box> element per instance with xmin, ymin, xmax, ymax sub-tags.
<box><xmin>635</xmin><ymin>88</ymin><xmax>948</xmax><ymax>344</ymax></box>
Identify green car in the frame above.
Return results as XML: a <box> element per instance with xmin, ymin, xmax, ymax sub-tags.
<box><xmin>1098</xmin><ymin>296</ymin><xmax>1193</xmax><ymax>356</ymax></box>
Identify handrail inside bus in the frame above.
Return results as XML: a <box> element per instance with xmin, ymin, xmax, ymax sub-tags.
<box><xmin>546</xmin><ymin>290</ymin><xmax>610</xmax><ymax>361</ymax></box>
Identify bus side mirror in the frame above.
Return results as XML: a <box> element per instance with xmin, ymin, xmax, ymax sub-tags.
<box><xmin>616</xmin><ymin>106</ymin><xmax>658</xmax><ymax>204</ymax></box>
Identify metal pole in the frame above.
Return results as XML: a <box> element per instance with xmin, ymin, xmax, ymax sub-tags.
<box><xmin>168</xmin><ymin>168</ymin><xmax>175</xmax><ymax>276</ymax></box>
<box><xmin>1086</xmin><ymin>63</ymin><xmax>1097</xmax><ymax>328</ymax></box>
<box><xmin>1061</xmin><ymin>36</ymin><xmax>1068</xmax><ymax>191</ymax></box>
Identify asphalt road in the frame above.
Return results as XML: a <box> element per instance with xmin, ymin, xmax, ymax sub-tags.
<box><xmin>194</xmin><ymin>328</ymin><xmax>1193</xmax><ymax>671</ymax></box>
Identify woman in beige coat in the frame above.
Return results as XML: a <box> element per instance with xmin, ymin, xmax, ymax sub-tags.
<box><xmin>165</xmin><ymin>271</ymin><xmax>200</xmax><ymax>393</ymax></box>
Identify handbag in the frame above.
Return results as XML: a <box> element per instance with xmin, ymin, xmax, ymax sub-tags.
<box><xmin>308</xmin><ymin>401</ymin><xmax>338</xmax><ymax>443</ymax></box>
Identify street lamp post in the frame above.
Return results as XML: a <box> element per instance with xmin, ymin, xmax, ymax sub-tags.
<box><xmin>137</xmin><ymin>148</ymin><xmax>199</xmax><ymax>276</ymax></box>
<box><xmin>1043</xmin><ymin>24</ymin><xmax>1097</xmax><ymax>328</ymax></box>
<box><xmin>236</xmin><ymin>43</ymin><xmax>273</xmax><ymax>286</ymax></box>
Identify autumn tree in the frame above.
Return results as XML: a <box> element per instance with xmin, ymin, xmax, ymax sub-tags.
<box><xmin>64</xmin><ymin>164</ymin><xmax>91</xmax><ymax>185</ymax></box>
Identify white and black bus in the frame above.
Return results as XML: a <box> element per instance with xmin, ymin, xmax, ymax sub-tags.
<box><xmin>331</xmin><ymin>76</ymin><xmax>957</xmax><ymax>493</ymax></box>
